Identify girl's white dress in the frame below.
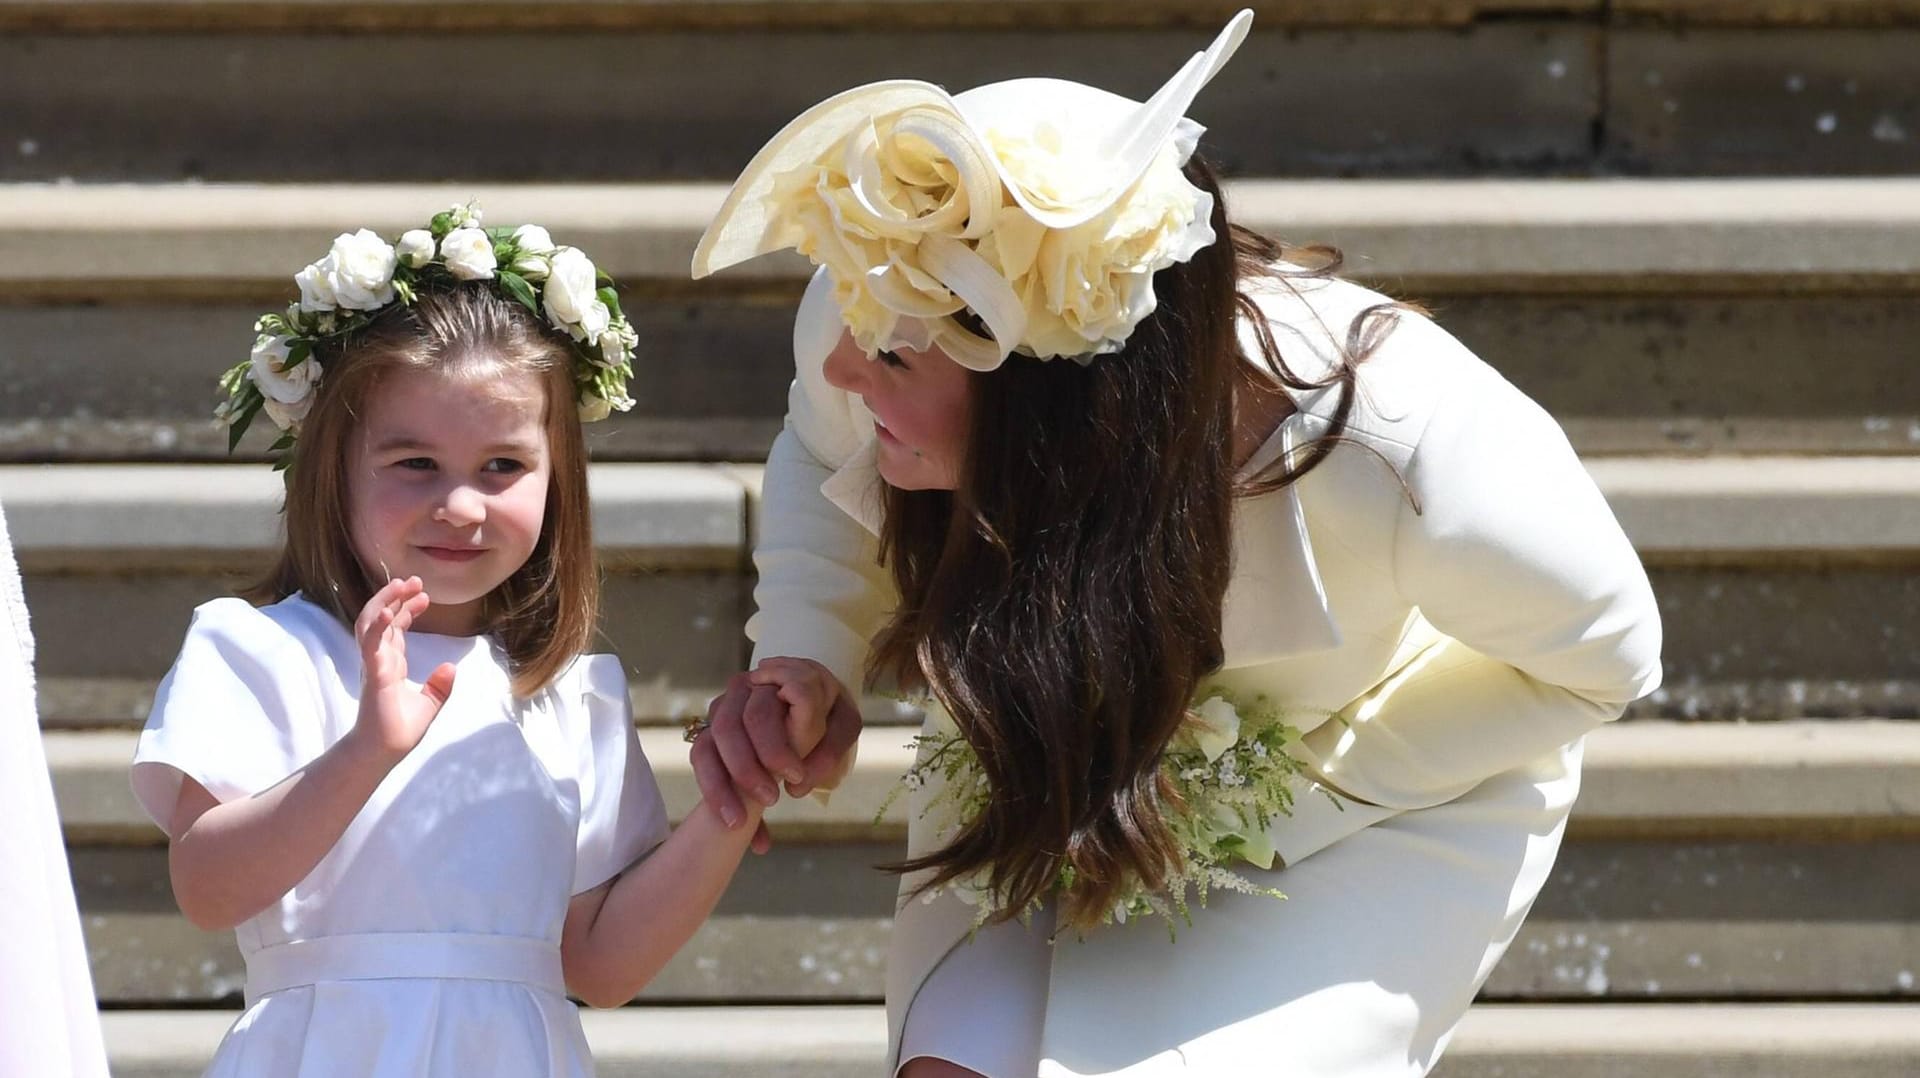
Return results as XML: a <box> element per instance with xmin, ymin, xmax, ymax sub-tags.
<box><xmin>130</xmin><ymin>593</ymin><xmax>668</xmax><ymax>1078</ymax></box>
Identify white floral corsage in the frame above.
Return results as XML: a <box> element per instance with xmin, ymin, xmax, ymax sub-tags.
<box><xmin>888</xmin><ymin>689</ymin><xmax>1332</xmax><ymax>937</ymax></box>
<box><xmin>216</xmin><ymin>202</ymin><xmax>638</xmax><ymax>467</ymax></box>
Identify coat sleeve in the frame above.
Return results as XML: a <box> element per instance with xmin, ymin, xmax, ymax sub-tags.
<box><xmin>1269</xmin><ymin>344</ymin><xmax>1663</xmax><ymax>868</ymax></box>
<box><xmin>745</xmin><ymin>281</ymin><xmax>898</xmax><ymax>791</ymax></box>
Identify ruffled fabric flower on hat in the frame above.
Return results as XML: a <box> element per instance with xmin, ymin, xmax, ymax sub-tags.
<box><xmin>693</xmin><ymin>9</ymin><xmax>1253</xmax><ymax>370</ymax></box>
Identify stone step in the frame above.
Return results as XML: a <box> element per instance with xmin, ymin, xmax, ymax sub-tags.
<box><xmin>93</xmin><ymin>1004</ymin><xmax>1920</xmax><ymax>1076</ymax></box>
<box><xmin>60</xmin><ymin>722</ymin><xmax>1920</xmax><ymax>1004</ymax></box>
<box><xmin>51</xmin><ymin>720</ymin><xmax>1920</xmax><ymax>845</ymax></box>
<box><xmin>6</xmin><ymin>296</ymin><xmax>1914</xmax><ymax>461</ymax></box>
<box><xmin>9</xmin><ymin>180</ymin><xmax>1918</xmax><ymax>294</ymax></box>
<box><xmin>8</xmin><ymin>0</ymin><xmax>1920</xmax><ymax>33</ymax></box>
<box><xmin>72</xmin><ymin>836</ymin><xmax>1920</xmax><ymax>1003</ymax></box>
<box><xmin>10</xmin><ymin>459</ymin><xmax>1920</xmax><ymax>722</ymax></box>
<box><xmin>95</xmin><ymin>1004</ymin><xmax>1920</xmax><ymax>1078</ymax></box>
<box><xmin>4</xmin><ymin>181</ymin><xmax>1915</xmax><ymax>459</ymax></box>
<box><xmin>9</xmin><ymin>458</ymin><xmax>1918</xmax><ymax>566</ymax></box>
<box><xmin>3</xmin><ymin>17</ymin><xmax>1916</xmax><ymax>180</ymax></box>
<box><xmin>2</xmin><ymin>0</ymin><xmax>1605</xmax><ymax>32</ymax></box>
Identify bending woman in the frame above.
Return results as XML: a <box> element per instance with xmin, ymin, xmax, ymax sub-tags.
<box><xmin>687</xmin><ymin>11</ymin><xmax>1662</xmax><ymax>1076</ymax></box>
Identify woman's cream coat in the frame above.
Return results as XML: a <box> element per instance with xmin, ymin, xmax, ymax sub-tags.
<box><xmin>745</xmin><ymin>268</ymin><xmax>1663</xmax><ymax>1068</ymax></box>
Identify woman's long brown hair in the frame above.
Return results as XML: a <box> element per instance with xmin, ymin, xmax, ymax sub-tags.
<box><xmin>868</xmin><ymin>157</ymin><xmax>1410</xmax><ymax>929</ymax></box>
<box><xmin>247</xmin><ymin>283</ymin><xmax>599</xmax><ymax>699</ymax></box>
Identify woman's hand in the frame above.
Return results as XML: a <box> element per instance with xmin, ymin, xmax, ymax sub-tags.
<box><xmin>351</xmin><ymin>577</ymin><xmax>456</xmax><ymax>763</ymax></box>
<box><xmin>690</xmin><ymin>657</ymin><xmax>862</xmax><ymax>852</ymax></box>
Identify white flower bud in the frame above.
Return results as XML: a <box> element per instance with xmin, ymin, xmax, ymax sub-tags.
<box><xmin>396</xmin><ymin>229</ymin><xmax>436</xmax><ymax>269</ymax></box>
<box><xmin>511</xmin><ymin>224</ymin><xmax>555</xmax><ymax>254</ymax></box>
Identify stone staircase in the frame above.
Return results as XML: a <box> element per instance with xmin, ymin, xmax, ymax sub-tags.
<box><xmin>5</xmin><ymin>0</ymin><xmax>1918</xmax><ymax>1073</ymax></box>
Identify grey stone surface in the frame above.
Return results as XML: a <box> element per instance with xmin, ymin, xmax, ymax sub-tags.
<box><xmin>5</xmin><ymin>291</ymin><xmax>1917</xmax><ymax>461</ymax></box>
<box><xmin>0</xmin><ymin>0</ymin><xmax>1604</xmax><ymax>33</ymax></box>
<box><xmin>20</xmin><ymin>568</ymin><xmax>749</xmax><ymax>686</ymax></box>
<box><xmin>0</xmin><ymin>296</ymin><xmax>795</xmax><ymax>462</ymax></box>
<box><xmin>70</xmin><ymin>836</ymin><xmax>1920</xmax><ymax>1003</ymax></box>
<box><xmin>23</xmin><ymin>563</ymin><xmax>1920</xmax><ymax>718</ymax></box>
<box><xmin>0</xmin><ymin>25</ymin><xmax>1598</xmax><ymax>181</ymax></box>
<box><xmin>1649</xmin><ymin>567</ymin><xmax>1920</xmax><ymax>712</ymax></box>
<box><xmin>1608</xmin><ymin>29</ymin><xmax>1920</xmax><ymax>173</ymax></box>
<box><xmin>50</xmin><ymin>721</ymin><xmax>1920</xmax><ymax>842</ymax></box>
<box><xmin>91</xmin><ymin>1004</ymin><xmax>1920</xmax><ymax>1078</ymax></box>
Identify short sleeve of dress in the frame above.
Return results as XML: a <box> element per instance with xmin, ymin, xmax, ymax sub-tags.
<box><xmin>563</xmin><ymin>654</ymin><xmax>670</xmax><ymax>895</ymax></box>
<box><xmin>129</xmin><ymin>598</ymin><xmax>322</xmax><ymax>835</ymax></box>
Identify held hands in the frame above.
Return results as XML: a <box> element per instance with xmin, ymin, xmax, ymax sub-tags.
<box><xmin>689</xmin><ymin>657</ymin><xmax>862</xmax><ymax>853</ymax></box>
<box><xmin>352</xmin><ymin>577</ymin><xmax>457</xmax><ymax>764</ymax></box>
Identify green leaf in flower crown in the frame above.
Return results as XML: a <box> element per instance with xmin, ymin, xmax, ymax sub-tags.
<box><xmin>392</xmin><ymin>277</ymin><xmax>416</xmax><ymax>305</ymax></box>
<box><xmin>596</xmin><ymin>286</ymin><xmax>625</xmax><ymax>320</ymax></box>
<box><xmin>269</xmin><ymin>430</ymin><xmax>296</xmax><ymax>454</ymax></box>
<box><xmin>217</xmin><ymin>359</ymin><xmax>251</xmax><ymax>396</ymax></box>
<box><xmin>430</xmin><ymin>211</ymin><xmax>456</xmax><ymax>239</ymax></box>
<box><xmin>228</xmin><ymin>391</ymin><xmax>264</xmax><ymax>454</ymax></box>
<box><xmin>596</xmin><ymin>268</ymin><xmax>613</xmax><ymax>286</ymax></box>
<box><xmin>498</xmin><ymin>270</ymin><xmax>540</xmax><ymax>316</ymax></box>
<box><xmin>285</xmin><ymin>339</ymin><xmax>313</xmax><ymax>369</ymax></box>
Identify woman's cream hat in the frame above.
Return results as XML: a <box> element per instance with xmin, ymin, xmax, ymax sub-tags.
<box><xmin>692</xmin><ymin>9</ymin><xmax>1254</xmax><ymax>370</ymax></box>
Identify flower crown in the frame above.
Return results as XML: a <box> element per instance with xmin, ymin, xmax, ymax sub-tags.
<box><xmin>217</xmin><ymin>203</ymin><xmax>638</xmax><ymax>466</ymax></box>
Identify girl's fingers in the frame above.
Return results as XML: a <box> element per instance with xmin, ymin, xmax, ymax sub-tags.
<box><xmin>354</xmin><ymin>581</ymin><xmax>397</xmax><ymax>639</ymax></box>
<box><xmin>689</xmin><ymin>733</ymin><xmax>747</xmax><ymax>831</ymax></box>
<box><xmin>420</xmin><ymin>663</ymin><xmax>457</xmax><ymax>715</ymax></box>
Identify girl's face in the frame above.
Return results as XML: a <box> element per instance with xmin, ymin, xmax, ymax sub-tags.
<box><xmin>821</xmin><ymin>332</ymin><xmax>971</xmax><ymax>491</ymax></box>
<box><xmin>347</xmin><ymin>364</ymin><xmax>552</xmax><ymax>636</ymax></box>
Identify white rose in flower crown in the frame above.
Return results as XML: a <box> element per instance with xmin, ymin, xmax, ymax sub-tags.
<box><xmin>248</xmin><ymin>334</ymin><xmax>318</xmax><ymax>405</ymax></box>
<box><xmin>261</xmin><ymin>393</ymin><xmax>314</xmax><ymax>432</ymax></box>
<box><xmin>512</xmin><ymin>224</ymin><xmax>555</xmax><ymax>254</ymax></box>
<box><xmin>313</xmin><ymin>229</ymin><xmax>398</xmax><ymax>312</ymax></box>
<box><xmin>293</xmin><ymin>261</ymin><xmax>337</xmax><ymax>314</ymax></box>
<box><xmin>396</xmin><ymin>229</ymin><xmax>436</xmax><ymax>269</ymax></box>
<box><xmin>439</xmin><ymin>227</ymin><xmax>498</xmax><ymax>281</ymax></box>
<box><xmin>542</xmin><ymin>247</ymin><xmax>606</xmax><ymax>340</ymax></box>
<box><xmin>510</xmin><ymin>225</ymin><xmax>556</xmax><ymax>280</ymax></box>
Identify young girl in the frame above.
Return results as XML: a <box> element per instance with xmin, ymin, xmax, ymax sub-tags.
<box><xmin>130</xmin><ymin>208</ymin><xmax>777</xmax><ymax>1077</ymax></box>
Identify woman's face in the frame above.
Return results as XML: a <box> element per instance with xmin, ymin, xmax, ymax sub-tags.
<box><xmin>822</xmin><ymin>332</ymin><xmax>971</xmax><ymax>491</ymax></box>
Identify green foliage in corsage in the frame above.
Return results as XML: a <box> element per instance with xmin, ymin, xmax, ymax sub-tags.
<box><xmin>887</xmin><ymin>689</ymin><xmax>1330</xmax><ymax>938</ymax></box>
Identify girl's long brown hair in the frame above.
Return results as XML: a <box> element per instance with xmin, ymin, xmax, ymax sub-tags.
<box><xmin>247</xmin><ymin>284</ymin><xmax>599</xmax><ymax>698</ymax></box>
<box><xmin>869</xmin><ymin>157</ymin><xmax>1411</xmax><ymax>929</ymax></box>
